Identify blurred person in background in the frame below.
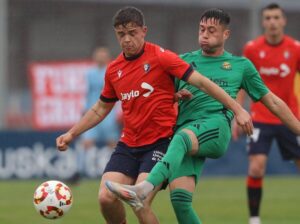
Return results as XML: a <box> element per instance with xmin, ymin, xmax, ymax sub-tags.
<box><xmin>56</xmin><ymin>6</ymin><xmax>253</xmax><ymax>224</ymax></box>
<box><xmin>232</xmin><ymin>3</ymin><xmax>300</xmax><ymax>224</ymax></box>
<box><xmin>105</xmin><ymin>8</ymin><xmax>300</xmax><ymax>224</ymax></box>
<box><xmin>72</xmin><ymin>47</ymin><xmax>120</xmax><ymax>183</ymax></box>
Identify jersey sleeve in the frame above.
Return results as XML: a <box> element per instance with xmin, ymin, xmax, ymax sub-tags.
<box><xmin>241</xmin><ymin>59</ymin><xmax>269</xmax><ymax>102</ymax></box>
<box><xmin>100</xmin><ymin>69</ymin><xmax>119</xmax><ymax>103</ymax></box>
<box><xmin>157</xmin><ymin>48</ymin><xmax>193</xmax><ymax>81</ymax></box>
<box><xmin>296</xmin><ymin>41</ymin><xmax>300</xmax><ymax>72</ymax></box>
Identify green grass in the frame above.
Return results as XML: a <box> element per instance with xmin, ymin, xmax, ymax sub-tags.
<box><xmin>0</xmin><ymin>176</ymin><xmax>299</xmax><ymax>224</ymax></box>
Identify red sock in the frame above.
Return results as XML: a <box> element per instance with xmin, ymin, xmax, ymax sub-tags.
<box><xmin>247</xmin><ymin>176</ymin><xmax>263</xmax><ymax>217</ymax></box>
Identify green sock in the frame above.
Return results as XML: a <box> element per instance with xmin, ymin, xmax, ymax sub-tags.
<box><xmin>171</xmin><ymin>189</ymin><xmax>201</xmax><ymax>224</ymax></box>
<box><xmin>147</xmin><ymin>131</ymin><xmax>192</xmax><ymax>186</ymax></box>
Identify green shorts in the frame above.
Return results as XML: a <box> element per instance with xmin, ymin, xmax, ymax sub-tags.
<box><xmin>169</xmin><ymin>115</ymin><xmax>231</xmax><ymax>184</ymax></box>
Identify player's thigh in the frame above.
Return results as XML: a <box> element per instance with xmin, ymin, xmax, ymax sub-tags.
<box><xmin>247</xmin><ymin>122</ymin><xmax>274</xmax><ymax>156</ymax></box>
<box><xmin>138</xmin><ymin>138</ymin><xmax>171</xmax><ymax>174</ymax></box>
<box><xmin>183</xmin><ymin>116</ymin><xmax>231</xmax><ymax>159</ymax></box>
<box><xmin>276</xmin><ymin>125</ymin><xmax>300</xmax><ymax>160</ymax></box>
<box><xmin>103</xmin><ymin>142</ymin><xmax>140</xmax><ymax>178</ymax></box>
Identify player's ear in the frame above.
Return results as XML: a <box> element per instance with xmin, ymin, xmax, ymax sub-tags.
<box><xmin>142</xmin><ymin>25</ymin><xmax>148</xmax><ymax>34</ymax></box>
<box><xmin>224</xmin><ymin>29</ymin><xmax>230</xmax><ymax>40</ymax></box>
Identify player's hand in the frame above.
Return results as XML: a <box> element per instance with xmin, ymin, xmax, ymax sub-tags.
<box><xmin>56</xmin><ymin>132</ymin><xmax>74</xmax><ymax>151</ymax></box>
<box><xmin>235</xmin><ymin>108</ymin><xmax>253</xmax><ymax>137</ymax></box>
<box><xmin>174</xmin><ymin>89</ymin><xmax>193</xmax><ymax>102</ymax></box>
<box><xmin>231</xmin><ymin>119</ymin><xmax>244</xmax><ymax>141</ymax></box>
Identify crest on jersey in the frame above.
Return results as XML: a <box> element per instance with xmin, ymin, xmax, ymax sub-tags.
<box><xmin>117</xmin><ymin>69</ymin><xmax>122</xmax><ymax>78</ymax></box>
<box><xmin>143</xmin><ymin>63</ymin><xmax>150</xmax><ymax>73</ymax></box>
<box><xmin>259</xmin><ymin>51</ymin><xmax>265</xmax><ymax>58</ymax></box>
<box><xmin>221</xmin><ymin>62</ymin><xmax>231</xmax><ymax>70</ymax></box>
<box><xmin>284</xmin><ymin>50</ymin><xmax>290</xmax><ymax>59</ymax></box>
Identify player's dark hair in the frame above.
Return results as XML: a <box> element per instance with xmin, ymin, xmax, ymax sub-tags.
<box><xmin>262</xmin><ymin>3</ymin><xmax>285</xmax><ymax>15</ymax></box>
<box><xmin>200</xmin><ymin>8</ymin><xmax>230</xmax><ymax>27</ymax></box>
<box><xmin>113</xmin><ymin>6</ymin><xmax>145</xmax><ymax>28</ymax></box>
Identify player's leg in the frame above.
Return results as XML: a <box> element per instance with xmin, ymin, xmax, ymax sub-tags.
<box><xmin>132</xmin><ymin>172</ymin><xmax>162</xmax><ymax>224</ymax></box>
<box><xmin>276</xmin><ymin>124</ymin><xmax>300</xmax><ymax>170</ymax></box>
<box><xmin>168</xmin><ymin>155</ymin><xmax>205</xmax><ymax>224</ymax></box>
<box><xmin>247</xmin><ymin>123</ymin><xmax>273</xmax><ymax>224</ymax></box>
<box><xmin>105</xmin><ymin>131</ymin><xmax>197</xmax><ymax>202</ymax></box>
<box><xmin>105</xmin><ymin>138</ymin><xmax>170</xmax><ymax>223</ymax></box>
<box><xmin>99</xmin><ymin>142</ymin><xmax>139</xmax><ymax>224</ymax></box>
<box><xmin>99</xmin><ymin>172</ymin><xmax>135</xmax><ymax>224</ymax></box>
<box><xmin>105</xmin><ymin>116</ymin><xmax>229</xmax><ymax>210</ymax></box>
<box><xmin>169</xmin><ymin>176</ymin><xmax>200</xmax><ymax>224</ymax></box>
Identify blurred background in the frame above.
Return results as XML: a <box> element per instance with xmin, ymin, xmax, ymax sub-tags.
<box><xmin>0</xmin><ymin>1</ymin><xmax>299</xmax><ymax>224</ymax></box>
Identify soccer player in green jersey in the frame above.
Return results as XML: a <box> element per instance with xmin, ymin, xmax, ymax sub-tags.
<box><xmin>106</xmin><ymin>8</ymin><xmax>300</xmax><ymax>223</ymax></box>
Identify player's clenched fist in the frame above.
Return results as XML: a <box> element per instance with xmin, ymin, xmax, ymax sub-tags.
<box><xmin>56</xmin><ymin>132</ymin><xmax>74</xmax><ymax>151</ymax></box>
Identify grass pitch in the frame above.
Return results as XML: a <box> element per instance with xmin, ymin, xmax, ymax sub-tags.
<box><xmin>0</xmin><ymin>176</ymin><xmax>299</xmax><ymax>224</ymax></box>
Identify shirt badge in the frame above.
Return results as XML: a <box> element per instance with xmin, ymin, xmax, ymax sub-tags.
<box><xmin>143</xmin><ymin>63</ymin><xmax>150</xmax><ymax>73</ymax></box>
<box><xmin>284</xmin><ymin>50</ymin><xmax>290</xmax><ymax>59</ymax></box>
<box><xmin>221</xmin><ymin>61</ymin><xmax>231</xmax><ymax>70</ymax></box>
<box><xmin>117</xmin><ymin>69</ymin><xmax>122</xmax><ymax>78</ymax></box>
<box><xmin>259</xmin><ymin>51</ymin><xmax>265</xmax><ymax>58</ymax></box>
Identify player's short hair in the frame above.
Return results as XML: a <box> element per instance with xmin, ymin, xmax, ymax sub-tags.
<box><xmin>200</xmin><ymin>8</ymin><xmax>230</xmax><ymax>27</ymax></box>
<box><xmin>262</xmin><ymin>3</ymin><xmax>285</xmax><ymax>15</ymax></box>
<box><xmin>113</xmin><ymin>6</ymin><xmax>145</xmax><ymax>28</ymax></box>
<box><xmin>262</xmin><ymin>3</ymin><xmax>285</xmax><ymax>14</ymax></box>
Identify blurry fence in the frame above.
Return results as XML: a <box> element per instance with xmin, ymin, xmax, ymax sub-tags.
<box><xmin>0</xmin><ymin>131</ymin><xmax>297</xmax><ymax>179</ymax></box>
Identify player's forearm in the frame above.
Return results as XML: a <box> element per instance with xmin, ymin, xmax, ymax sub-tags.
<box><xmin>262</xmin><ymin>92</ymin><xmax>300</xmax><ymax>134</ymax></box>
<box><xmin>68</xmin><ymin>101</ymin><xmax>110</xmax><ymax>138</ymax></box>
<box><xmin>236</xmin><ymin>89</ymin><xmax>246</xmax><ymax>106</ymax></box>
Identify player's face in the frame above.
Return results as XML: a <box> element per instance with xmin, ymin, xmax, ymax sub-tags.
<box><xmin>262</xmin><ymin>9</ymin><xmax>286</xmax><ymax>37</ymax></box>
<box><xmin>198</xmin><ymin>18</ymin><xmax>229</xmax><ymax>55</ymax></box>
<box><xmin>114</xmin><ymin>22</ymin><xmax>147</xmax><ymax>57</ymax></box>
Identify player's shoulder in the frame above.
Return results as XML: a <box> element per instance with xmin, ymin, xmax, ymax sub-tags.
<box><xmin>226</xmin><ymin>51</ymin><xmax>250</xmax><ymax>65</ymax></box>
<box><xmin>244</xmin><ymin>36</ymin><xmax>265</xmax><ymax>49</ymax></box>
<box><xmin>105</xmin><ymin>54</ymin><xmax>123</xmax><ymax>74</ymax></box>
<box><xmin>283</xmin><ymin>35</ymin><xmax>300</xmax><ymax>47</ymax></box>
<box><xmin>179</xmin><ymin>50</ymin><xmax>200</xmax><ymax>60</ymax></box>
<box><xmin>145</xmin><ymin>42</ymin><xmax>168</xmax><ymax>55</ymax></box>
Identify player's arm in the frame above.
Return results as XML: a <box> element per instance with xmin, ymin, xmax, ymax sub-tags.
<box><xmin>56</xmin><ymin>100</ymin><xmax>115</xmax><ymax>151</ymax></box>
<box><xmin>232</xmin><ymin>89</ymin><xmax>247</xmax><ymax>140</ymax></box>
<box><xmin>187</xmin><ymin>71</ymin><xmax>253</xmax><ymax>136</ymax></box>
<box><xmin>260</xmin><ymin>92</ymin><xmax>300</xmax><ymax>134</ymax></box>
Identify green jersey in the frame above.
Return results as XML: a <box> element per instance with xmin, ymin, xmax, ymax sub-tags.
<box><xmin>176</xmin><ymin>50</ymin><xmax>269</xmax><ymax>127</ymax></box>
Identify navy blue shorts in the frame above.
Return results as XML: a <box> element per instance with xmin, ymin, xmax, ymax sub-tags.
<box><xmin>104</xmin><ymin>137</ymin><xmax>171</xmax><ymax>179</ymax></box>
<box><xmin>247</xmin><ymin>122</ymin><xmax>300</xmax><ymax>160</ymax></box>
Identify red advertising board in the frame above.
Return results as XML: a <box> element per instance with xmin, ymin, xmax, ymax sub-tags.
<box><xmin>29</xmin><ymin>61</ymin><xmax>94</xmax><ymax>130</ymax></box>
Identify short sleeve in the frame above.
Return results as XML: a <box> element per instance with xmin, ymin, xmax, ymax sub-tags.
<box><xmin>100</xmin><ymin>69</ymin><xmax>119</xmax><ymax>103</ymax></box>
<box><xmin>157</xmin><ymin>48</ymin><xmax>193</xmax><ymax>81</ymax></box>
<box><xmin>296</xmin><ymin>41</ymin><xmax>300</xmax><ymax>72</ymax></box>
<box><xmin>241</xmin><ymin>59</ymin><xmax>269</xmax><ymax>102</ymax></box>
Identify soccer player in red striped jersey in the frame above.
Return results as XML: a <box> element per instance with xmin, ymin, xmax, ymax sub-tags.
<box><xmin>233</xmin><ymin>3</ymin><xmax>300</xmax><ymax>224</ymax></box>
<box><xmin>56</xmin><ymin>7</ymin><xmax>253</xmax><ymax>224</ymax></box>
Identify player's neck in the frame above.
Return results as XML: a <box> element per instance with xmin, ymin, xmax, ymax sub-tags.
<box><xmin>202</xmin><ymin>48</ymin><xmax>224</xmax><ymax>57</ymax></box>
<box><xmin>265</xmin><ymin>33</ymin><xmax>284</xmax><ymax>45</ymax></box>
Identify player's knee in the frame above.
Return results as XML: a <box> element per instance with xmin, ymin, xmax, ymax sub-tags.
<box><xmin>249</xmin><ymin>163</ymin><xmax>264</xmax><ymax>177</ymax></box>
<box><xmin>173</xmin><ymin>131</ymin><xmax>193</xmax><ymax>153</ymax></box>
<box><xmin>206</xmin><ymin>144</ymin><xmax>226</xmax><ymax>159</ymax></box>
<box><xmin>98</xmin><ymin>187</ymin><xmax>117</xmax><ymax>206</ymax></box>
